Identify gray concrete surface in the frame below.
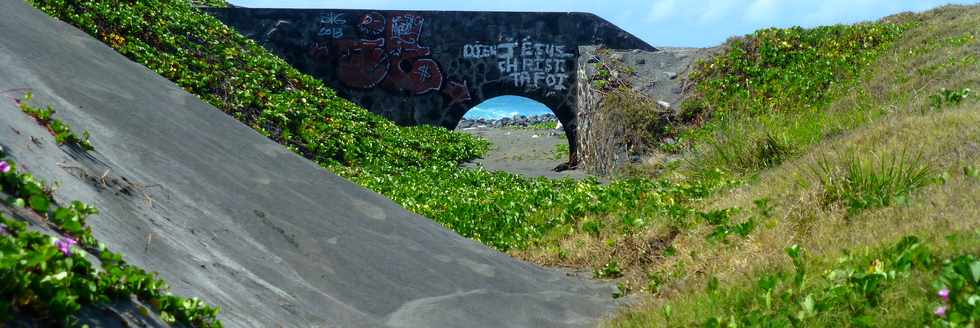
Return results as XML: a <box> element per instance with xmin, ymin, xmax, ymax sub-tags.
<box><xmin>0</xmin><ymin>1</ymin><xmax>618</xmax><ymax>327</ymax></box>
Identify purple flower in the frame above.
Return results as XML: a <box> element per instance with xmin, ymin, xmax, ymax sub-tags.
<box><xmin>0</xmin><ymin>161</ymin><xmax>10</xmax><ymax>174</ymax></box>
<box><xmin>55</xmin><ymin>237</ymin><xmax>76</xmax><ymax>257</ymax></box>
<box><xmin>934</xmin><ymin>305</ymin><xmax>947</xmax><ymax>318</ymax></box>
<box><xmin>938</xmin><ymin>288</ymin><xmax>950</xmax><ymax>301</ymax></box>
<box><xmin>0</xmin><ymin>224</ymin><xmax>7</xmax><ymax>235</ymax></box>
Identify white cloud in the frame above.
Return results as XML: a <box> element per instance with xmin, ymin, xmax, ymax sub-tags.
<box><xmin>647</xmin><ymin>0</ymin><xmax>679</xmax><ymax>22</ymax></box>
<box><xmin>695</xmin><ymin>0</ymin><xmax>739</xmax><ymax>23</ymax></box>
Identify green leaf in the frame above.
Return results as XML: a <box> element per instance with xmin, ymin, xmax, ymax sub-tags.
<box><xmin>53</xmin><ymin>207</ymin><xmax>73</xmax><ymax>224</ymax></box>
<box><xmin>160</xmin><ymin>311</ymin><xmax>176</xmax><ymax>324</ymax></box>
<box><xmin>800</xmin><ymin>295</ymin><xmax>815</xmax><ymax>317</ymax></box>
<box><xmin>851</xmin><ymin>314</ymin><xmax>875</xmax><ymax>327</ymax></box>
<box><xmin>707</xmin><ymin>276</ymin><xmax>720</xmax><ymax>292</ymax></box>
<box><xmin>41</xmin><ymin>271</ymin><xmax>69</xmax><ymax>283</ymax></box>
<box><xmin>970</xmin><ymin>260</ymin><xmax>980</xmax><ymax>283</ymax></box>
<box><xmin>786</xmin><ymin>244</ymin><xmax>802</xmax><ymax>260</ymax></box>
<box><xmin>29</xmin><ymin>195</ymin><xmax>50</xmax><ymax>214</ymax></box>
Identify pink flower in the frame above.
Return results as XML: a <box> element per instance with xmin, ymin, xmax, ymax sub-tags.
<box><xmin>55</xmin><ymin>237</ymin><xmax>76</xmax><ymax>256</ymax></box>
<box><xmin>934</xmin><ymin>305</ymin><xmax>947</xmax><ymax>318</ymax></box>
<box><xmin>938</xmin><ymin>288</ymin><xmax>950</xmax><ymax>301</ymax></box>
<box><xmin>0</xmin><ymin>161</ymin><xmax>10</xmax><ymax>174</ymax></box>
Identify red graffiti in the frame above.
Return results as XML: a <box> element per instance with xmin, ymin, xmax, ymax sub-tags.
<box><xmin>329</xmin><ymin>13</ymin><xmax>445</xmax><ymax>95</ymax></box>
<box><xmin>358</xmin><ymin>13</ymin><xmax>385</xmax><ymax>36</ymax></box>
<box><xmin>335</xmin><ymin>38</ymin><xmax>388</xmax><ymax>89</ymax></box>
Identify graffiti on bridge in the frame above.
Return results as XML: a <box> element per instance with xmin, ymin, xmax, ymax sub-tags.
<box><xmin>462</xmin><ymin>39</ymin><xmax>573</xmax><ymax>92</ymax></box>
<box><xmin>312</xmin><ymin>12</ymin><xmax>469</xmax><ymax>105</ymax></box>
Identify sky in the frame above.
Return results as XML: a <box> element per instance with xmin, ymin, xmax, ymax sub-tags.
<box><xmin>227</xmin><ymin>0</ymin><xmax>977</xmax><ymax>119</ymax></box>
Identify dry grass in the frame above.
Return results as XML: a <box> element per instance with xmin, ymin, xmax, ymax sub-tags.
<box><xmin>520</xmin><ymin>4</ymin><xmax>979</xmax><ymax>326</ymax></box>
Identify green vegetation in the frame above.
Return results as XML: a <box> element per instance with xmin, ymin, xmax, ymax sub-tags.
<box><xmin>613</xmin><ymin>234</ymin><xmax>978</xmax><ymax>327</ymax></box>
<box><xmin>682</xmin><ymin>23</ymin><xmax>905</xmax><ymax>118</ymax></box>
<box><xmin>343</xmin><ymin>165</ymin><xmax>733</xmax><ymax>250</ymax></box>
<box><xmin>677</xmin><ymin>21</ymin><xmax>907</xmax><ymax>178</ymax></box>
<box><xmin>17</xmin><ymin>93</ymin><xmax>94</xmax><ymax>151</ymax></box>
<box><xmin>0</xmin><ymin>151</ymin><xmax>221</xmax><ymax>326</ymax></box>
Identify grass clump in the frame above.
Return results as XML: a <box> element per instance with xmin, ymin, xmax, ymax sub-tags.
<box><xmin>814</xmin><ymin>151</ymin><xmax>935</xmax><ymax>215</ymax></box>
<box><xmin>929</xmin><ymin>87</ymin><xmax>972</xmax><ymax>110</ymax></box>
<box><xmin>17</xmin><ymin>93</ymin><xmax>94</xmax><ymax>151</ymax></box>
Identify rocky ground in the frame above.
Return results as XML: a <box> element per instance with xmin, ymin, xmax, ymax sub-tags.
<box><xmin>456</xmin><ymin>113</ymin><xmax>560</xmax><ymax>129</ymax></box>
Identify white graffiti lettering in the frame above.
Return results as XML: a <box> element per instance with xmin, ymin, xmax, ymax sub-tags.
<box><xmin>391</xmin><ymin>15</ymin><xmax>423</xmax><ymax>41</ymax></box>
<box><xmin>318</xmin><ymin>27</ymin><xmax>344</xmax><ymax>38</ymax></box>
<box><xmin>319</xmin><ymin>12</ymin><xmax>347</xmax><ymax>25</ymax></box>
<box><xmin>463</xmin><ymin>39</ymin><xmax>572</xmax><ymax>91</ymax></box>
<box><xmin>318</xmin><ymin>12</ymin><xmax>346</xmax><ymax>38</ymax></box>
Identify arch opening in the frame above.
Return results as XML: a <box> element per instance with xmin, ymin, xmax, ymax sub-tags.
<box><xmin>453</xmin><ymin>96</ymin><xmax>579</xmax><ymax>177</ymax></box>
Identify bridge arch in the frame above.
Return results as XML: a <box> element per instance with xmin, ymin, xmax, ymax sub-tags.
<box><xmin>207</xmin><ymin>8</ymin><xmax>656</xmax><ymax>169</ymax></box>
<box><xmin>450</xmin><ymin>95</ymin><xmax>577</xmax><ymax>169</ymax></box>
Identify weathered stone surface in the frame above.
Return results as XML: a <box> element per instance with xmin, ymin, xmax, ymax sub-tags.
<box><xmin>206</xmin><ymin>8</ymin><xmax>656</xmax><ymax>167</ymax></box>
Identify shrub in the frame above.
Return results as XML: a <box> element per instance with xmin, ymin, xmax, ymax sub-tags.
<box><xmin>684</xmin><ymin>23</ymin><xmax>906</xmax><ymax>121</ymax></box>
<box><xmin>17</xmin><ymin>93</ymin><xmax>94</xmax><ymax>151</ymax></box>
<box><xmin>676</xmin><ymin>22</ymin><xmax>908</xmax><ymax>179</ymax></box>
<box><xmin>814</xmin><ymin>151</ymin><xmax>935</xmax><ymax>215</ymax></box>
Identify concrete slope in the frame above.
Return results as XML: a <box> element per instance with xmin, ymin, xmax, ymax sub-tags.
<box><xmin>0</xmin><ymin>2</ymin><xmax>616</xmax><ymax>327</ymax></box>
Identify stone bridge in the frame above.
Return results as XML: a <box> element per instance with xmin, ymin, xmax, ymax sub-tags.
<box><xmin>207</xmin><ymin>8</ymin><xmax>656</xmax><ymax>168</ymax></box>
